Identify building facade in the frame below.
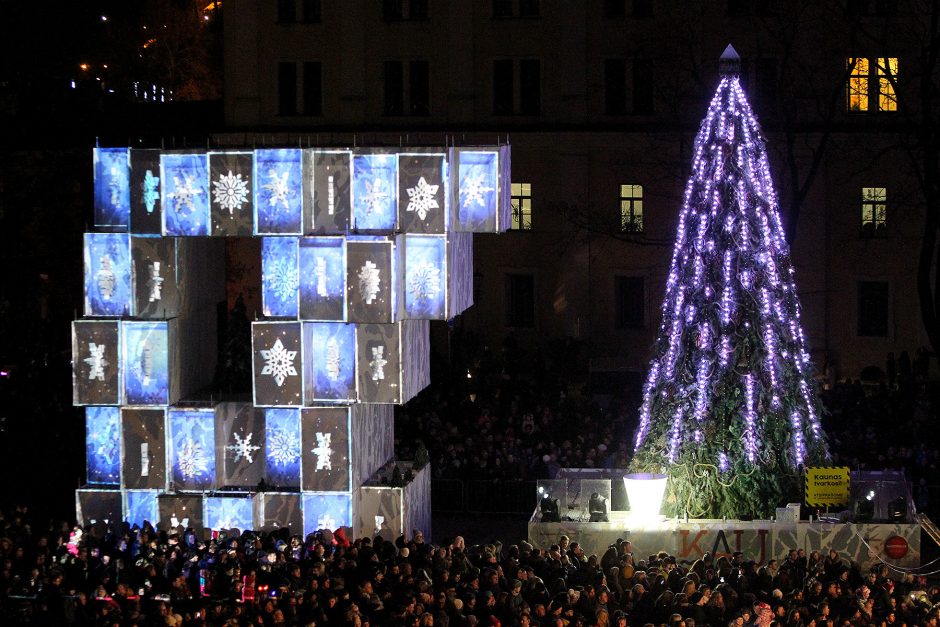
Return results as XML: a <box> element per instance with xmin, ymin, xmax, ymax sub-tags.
<box><xmin>222</xmin><ymin>0</ymin><xmax>932</xmax><ymax>380</ymax></box>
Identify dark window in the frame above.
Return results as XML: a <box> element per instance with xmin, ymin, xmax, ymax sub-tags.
<box><xmin>847</xmin><ymin>0</ymin><xmax>871</xmax><ymax>16</ymax></box>
<box><xmin>383</xmin><ymin>0</ymin><xmax>403</xmax><ymax>20</ymax></box>
<box><xmin>519</xmin><ymin>0</ymin><xmax>540</xmax><ymax>17</ymax></box>
<box><xmin>277</xmin><ymin>0</ymin><xmax>296</xmax><ymax>23</ymax></box>
<box><xmin>875</xmin><ymin>0</ymin><xmax>898</xmax><ymax>16</ymax></box>
<box><xmin>278</xmin><ymin>62</ymin><xmax>297</xmax><ymax>115</ymax></box>
<box><xmin>727</xmin><ymin>0</ymin><xmax>750</xmax><ymax>15</ymax></box>
<box><xmin>493</xmin><ymin>60</ymin><xmax>514</xmax><ymax>115</ymax></box>
<box><xmin>302</xmin><ymin>0</ymin><xmax>321</xmax><ymax>22</ymax></box>
<box><xmin>605</xmin><ymin>59</ymin><xmax>627</xmax><ymax>115</ymax></box>
<box><xmin>302</xmin><ymin>62</ymin><xmax>322</xmax><ymax>115</ymax></box>
<box><xmin>615</xmin><ymin>276</ymin><xmax>645</xmax><ymax>329</ymax></box>
<box><xmin>506</xmin><ymin>274</ymin><xmax>535</xmax><ymax>328</ymax></box>
<box><xmin>384</xmin><ymin>61</ymin><xmax>404</xmax><ymax>116</ymax></box>
<box><xmin>410</xmin><ymin>0</ymin><xmax>429</xmax><ymax>19</ymax></box>
<box><xmin>633</xmin><ymin>59</ymin><xmax>654</xmax><ymax>114</ymax></box>
<box><xmin>519</xmin><ymin>59</ymin><xmax>541</xmax><ymax>115</ymax></box>
<box><xmin>494</xmin><ymin>0</ymin><xmax>513</xmax><ymax>17</ymax></box>
<box><xmin>603</xmin><ymin>0</ymin><xmax>626</xmax><ymax>17</ymax></box>
<box><xmin>409</xmin><ymin>60</ymin><xmax>430</xmax><ymax>115</ymax></box>
<box><xmin>633</xmin><ymin>0</ymin><xmax>654</xmax><ymax>17</ymax></box>
<box><xmin>857</xmin><ymin>281</ymin><xmax>890</xmax><ymax>337</ymax></box>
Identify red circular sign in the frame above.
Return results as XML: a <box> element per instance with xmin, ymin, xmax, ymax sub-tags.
<box><xmin>884</xmin><ymin>536</ymin><xmax>908</xmax><ymax>559</ymax></box>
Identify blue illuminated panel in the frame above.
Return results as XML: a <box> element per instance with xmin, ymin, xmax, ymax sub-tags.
<box><xmin>125</xmin><ymin>490</ymin><xmax>159</xmax><ymax>527</ymax></box>
<box><xmin>161</xmin><ymin>153</ymin><xmax>210</xmax><ymax>236</ymax></box>
<box><xmin>302</xmin><ymin>492</ymin><xmax>352</xmax><ymax>536</ymax></box>
<box><xmin>121</xmin><ymin>322</ymin><xmax>169</xmax><ymax>406</ymax></box>
<box><xmin>265</xmin><ymin>408</ymin><xmax>301</xmax><ymax>486</ymax></box>
<box><xmin>204</xmin><ymin>496</ymin><xmax>254</xmax><ymax>531</ymax></box>
<box><xmin>352</xmin><ymin>153</ymin><xmax>398</xmax><ymax>231</ymax></box>
<box><xmin>169</xmin><ymin>409</ymin><xmax>216</xmax><ymax>490</ymax></box>
<box><xmin>262</xmin><ymin>236</ymin><xmax>299</xmax><ymax>318</ymax></box>
<box><xmin>299</xmin><ymin>237</ymin><xmax>346</xmax><ymax>320</ymax></box>
<box><xmin>303</xmin><ymin>322</ymin><xmax>357</xmax><ymax>402</ymax></box>
<box><xmin>456</xmin><ymin>151</ymin><xmax>498</xmax><ymax>231</ymax></box>
<box><xmin>403</xmin><ymin>235</ymin><xmax>446</xmax><ymax>319</ymax></box>
<box><xmin>254</xmin><ymin>149</ymin><xmax>303</xmax><ymax>234</ymax></box>
<box><xmin>94</xmin><ymin>148</ymin><xmax>131</xmax><ymax>230</ymax></box>
<box><xmin>85</xmin><ymin>407</ymin><xmax>120</xmax><ymax>484</ymax></box>
<box><xmin>84</xmin><ymin>232</ymin><xmax>132</xmax><ymax>317</ymax></box>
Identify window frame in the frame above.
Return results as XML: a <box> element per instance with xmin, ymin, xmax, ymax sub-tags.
<box><xmin>620</xmin><ymin>184</ymin><xmax>644</xmax><ymax>233</ymax></box>
<box><xmin>846</xmin><ymin>56</ymin><xmax>898</xmax><ymax>113</ymax></box>
<box><xmin>860</xmin><ymin>186</ymin><xmax>887</xmax><ymax>237</ymax></box>
<box><xmin>510</xmin><ymin>182</ymin><xmax>532</xmax><ymax>231</ymax></box>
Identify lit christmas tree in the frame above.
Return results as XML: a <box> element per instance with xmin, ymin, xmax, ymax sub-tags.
<box><xmin>629</xmin><ymin>46</ymin><xmax>829</xmax><ymax>519</ymax></box>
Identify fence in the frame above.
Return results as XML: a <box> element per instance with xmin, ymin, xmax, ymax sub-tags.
<box><xmin>432</xmin><ymin>479</ymin><xmax>537</xmax><ymax>515</ymax></box>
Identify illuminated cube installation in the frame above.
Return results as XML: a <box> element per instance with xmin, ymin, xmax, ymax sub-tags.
<box><xmin>76</xmin><ymin>144</ymin><xmax>509</xmax><ymax>538</ymax></box>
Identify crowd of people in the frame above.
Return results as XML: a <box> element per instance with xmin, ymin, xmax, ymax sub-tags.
<box><xmin>2</xmin><ymin>502</ymin><xmax>940</xmax><ymax>626</ymax></box>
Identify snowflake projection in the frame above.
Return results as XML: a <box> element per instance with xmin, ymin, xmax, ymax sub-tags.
<box><xmin>260</xmin><ymin>337</ymin><xmax>298</xmax><ymax>387</ymax></box>
<box><xmin>312</xmin><ymin>432</ymin><xmax>333</xmax><ymax>470</ymax></box>
<box><xmin>405</xmin><ymin>177</ymin><xmax>440</xmax><ymax>221</ymax></box>
<box><xmin>227</xmin><ymin>432</ymin><xmax>261</xmax><ymax>464</ymax></box>
<box><xmin>96</xmin><ymin>255</ymin><xmax>116</xmax><ymax>300</ymax></box>
<box><xmin>374</xmin><ymin>515</ymin><xmax>385</xmax><ymax>536</ymax></box>
<box><xmin>108</xmin><ymin>167</ymin><xmax>123</xmax><ymax>208</ymax></box>
<box><xmin>266</xmin><ymin>256</ymin><xmax>299</xmax><ymax>304</ymax></box>
<box><xmin>177</xmin><ymin>438</ymin><xmax>210</xmax><ymax>479</ymax></box>
<box><xmin>407</xmin><ymin>262</ymin><xmax>442</xmax><ymax>304</ymax></box>
<box><xmin>315</xmin><ymin>256</ymin><xmax>329</xmax><ymax>297</ymax></box>
<box><xmin>212</xmin><ymin>170</ymin><xmax>250</xmax><ymax>215</ymax></box>
<box><xmin>317</xmin><ymin>514</ymin><xmax>338</xmax><ymax>531</ymax></box>
<box><xmin>460</xmin><ymin>172</ymin><xmax>495</xmax><ymax>208</ymax></box>
<box><xmin>168</xmin><ymin>174</ymin><xmax>203</xmax><ymax>213</ymax></box>
<box><xmin>267</xmin><ymin>428</ymin><xmax>300</xmax><ymax>467</ymax></box>
<box><xmin>262</xmin><ymin>169</ymin><xmax>291</xmax><ymax>209</ymax></box>
<box><xmin>169</xmin><ymin>515</ymin><xmax>190</xmax><ymax>529</ymax></box>
<box><xmin>143</xmin><ymin>170</ymin><xmax>160</xmax><ymax>214</ymax></box>
<box><xmin>357</xmin><ymin>261</ymin><xmax>381</xmax><ymax>304</ymax></box>
<box><xmin>84</xmin><ymin>343</ymin><xmax>108</xmax><ymax>381</ymax></box>
<box><xmin>325</xmin><ymin>337</ymin><xmax>341</xmax><ymax>382</ymax></box>
<box><xmin>213</xmin><ymin>516</ymin><xmax>238</xmax><ymax>531</ymax></box>
<box><xmin>141</xmin><ymin>442</ymin><xmax>151</xmax><ymax>477</ymax></box>
<box><xmin>369</xmin><ymin>346</ymin><xmax>388</xmax><ymax>382</ymax></box>
<box><xmin>362</xmin><ymin>178</ymin><xmax>390</xmax><ymax>215</ymax></box>
<box><xmin>147</xmin><ymin>261</ymin><xmax>165</xmax><ymax>303</ymax></box>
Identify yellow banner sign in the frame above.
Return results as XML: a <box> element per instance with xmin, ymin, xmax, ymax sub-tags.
<box><xmin>805</xmin><ymin>467</ymin><xmax>850</xmax><ymax>506</ymax></box>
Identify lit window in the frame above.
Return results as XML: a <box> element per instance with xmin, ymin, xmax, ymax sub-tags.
<box><xmin>847</xmin><ymin>57</ymin><xmax>898</xmax><ymax>113</ymax></box>
<box><xmin>847</xmin><ymin>57</ymin><xmax>869</xmax><ymax>112</ymax></box>
<box><xmin>511</xmin><ymin>183</ymin><xmax>532</xmax><ymax>230</ymax></box>
<box><xmin>877</xmin><ymin>57</ymin><xmax>898</xmax><ymax>111</ymax></box>
<box><xmin>620</xmin><ymin>184</ymin><xmax>643</xmax><ymax>232</ymax></box>
<box><xmin>861</xmin><ymin>187</ymin><xmax>886</xmax><ymax>235</ymax></box>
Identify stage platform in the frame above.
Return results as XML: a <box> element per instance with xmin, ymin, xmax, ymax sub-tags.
<box><xmin>528</xmin><ymin>511</ymin><xmax>920</xmax><ymax>570</ymax></box>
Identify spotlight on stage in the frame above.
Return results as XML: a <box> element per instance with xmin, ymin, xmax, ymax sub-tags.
<box><xmin>854</xmin><ymin>490</ymin><xmax>875</xmax><ymax>523</ymax></box>
<box><xmin>888</xmin><ymin>496</ymin><xmax>907</xmax><ymax>523</ymax></box>
<box><xmin>589</xmin><ymin>492</ymin><xmax>609</xmax><ymax>523</ymax></box>
<box><xmin>624</xmin><ymin>473</ymin><xmax>667</xmax><ymax>521</ymax></box>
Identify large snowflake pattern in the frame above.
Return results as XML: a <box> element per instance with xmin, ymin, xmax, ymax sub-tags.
<box><xmin>407</xmin><ymin>261</ymin><xmax>442</xmax><ymax>304</ymax></box>
<box><xmin>227</xmin><ymin>432</ymin><xmax>261</xmax><ymax>464</ymax></box>
<box><xmin>143</xmin><ymin>170</ymin><xmax>160</xmax><ymax>213</ymax></box>
<box><xmin>405</xmin><ymin>177</ymin><xmax>440</xmax><ymax>221</ymax></box>
<box><xmin>177</xmin><ymin>438</ymin><xmax>210</xmax><ymax>479</ymax></box>
<box><xmin>460</xmin><ymin>172</ymin><xmax>495</xmax><ymax>208</ymax></box>
<box><xmin>260</xmin><ymin>337</ymin><xmax>298</xmax><ymax>387</ymax></box>
<box><xmin>213</xmin><ymin>170</ymin><xmax>250</xmax><ymax>215</ymax></box>
<box><xmin>362</xmin><ymin>178</ymin><xmax>390</xmax><ymax>215</ymax></box>
<box><xmin>317</xmin><ymin>514</ymin><xmax>338</xmax><ymax>531</ymax></box>
<box><xmin>147</xmin><ymin>261</ymin><xmax>164</xmax><ymax>303</ymax></box>
<box><xmin>168</xmin><ymin>174</ymin><xmax>203</xmax><ymax>213</ymax></box>
<box><xmin>369</xmin><ymin>346</ymin><xmax>388</xmax><ymax>381</ymax></box>
<box><xmin>266</xmin><ymin>256</ymin><xmax>298</xmax><ymax>304</ymax></box>
<box><xmin>84</xmin><ymin>342</ymin><xmax>108</xmax><ymax>381</ymax></box>
<box><xmin>313</xmin><ymin>432</ymin><xmax>333</xmax><ymax>471</ymax></box>
<box><xmin>267</xmin><ymin>428</ymin><xmax>300</xmax><ymax>467</ymax></box>
<box><xmin>357</xmin><ymin>261</ymin><xmax>381</xmax><ymax>304</ymax></box>
<box><xmin>325</xmin><ymin>337</ymin><xmax>342</xmax><ymax>382</ymax></box>
<box><xmin>262</xmin><ymin>169</ymin><xmax>291</xmax><ymax>209</ymax></box>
